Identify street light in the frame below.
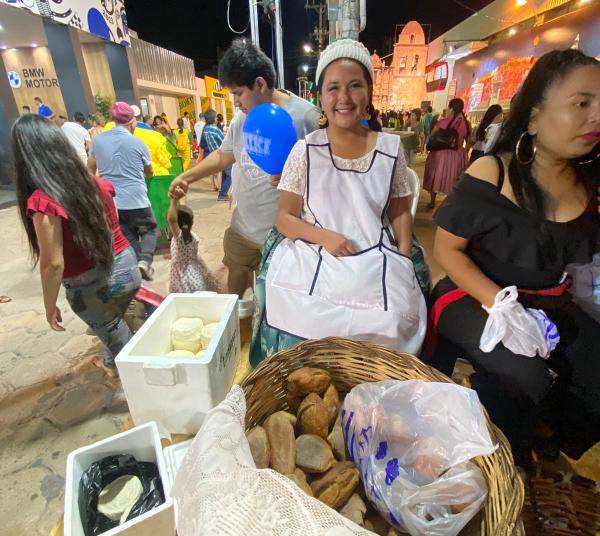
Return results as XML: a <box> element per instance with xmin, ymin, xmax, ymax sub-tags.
<box><xmin>303</xmin><ymin>43</ymin><xmax>313</xmax><ymax>54</ymax></box>
<box><xmin>515</xmin><ymin>0</ymin><xmax>527</xmax><ymax>6</ymax></box>
<box><xmin>302</xmin><ymin>64</ymin><xmax>309</xmax><ymax>73</ymax></box>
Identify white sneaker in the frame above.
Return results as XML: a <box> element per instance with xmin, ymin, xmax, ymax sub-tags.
<box><xmin>137</xmin><ymin>260</ymin><xmax>154</xmax><ymax>281</ymax></box>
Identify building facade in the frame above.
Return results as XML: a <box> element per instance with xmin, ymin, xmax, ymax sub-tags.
<box><xmin>371</xmin><ymin>21</ymin><xmax>428</xmax><ymax>112</ymax></box>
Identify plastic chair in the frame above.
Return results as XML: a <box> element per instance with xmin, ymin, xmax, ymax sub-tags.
<box><xmin>406</xmin><ymin>167</ymin><xmax>420</xmax><ymax>220</ymax></box>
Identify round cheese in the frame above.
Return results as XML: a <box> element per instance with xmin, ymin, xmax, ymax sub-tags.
<box><xmin>171</xmin><ymin>317</ymin><xmax>204</xmax><ymax>353</ymax></box>
<box><xmin>98</xmin><ymin>474</ymin><xmax>143</xmax><ymax>522</ymax></box>
<box><xmin>200</xmin><ymin>322</ymin><xmax>219</xmax><ymax>349</ymax></box>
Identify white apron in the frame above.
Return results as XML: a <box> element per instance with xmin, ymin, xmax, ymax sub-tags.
<box><xmin>265</xmin><ymin>129</ymin><xmax>427</xmax><ymax>354</ymax></box>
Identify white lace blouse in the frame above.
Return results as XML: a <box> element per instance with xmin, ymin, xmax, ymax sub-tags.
<box><xmin>278</xmin><ymin>134</ymin><xmax>412</xmax><ymax>224</ymax></box>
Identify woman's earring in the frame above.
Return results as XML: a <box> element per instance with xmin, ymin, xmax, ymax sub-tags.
<box><xmin>515</xmin><ymin>131</ymin><xmax>536</xmax><ymax>165</ymax></box>
<box><xmin>318</xmin><ymin>112</ymin><xmax>328</xmax><ymax>127</ymax></box>
<box><xmin>574</xmin><ymin>152</ymin><xmax>600</xmax><ymax>166</ymax></box>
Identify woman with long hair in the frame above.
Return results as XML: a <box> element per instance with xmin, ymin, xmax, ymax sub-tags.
<box><xmin>12</xmin><ymin>114</ymin><xmax>141</xmax><ymax>376</ymax></box>
<box><xmin>250</xmin><ymin>39</ymin><xmax>429</xmax><ymax>367</ymax></box>
<box><xmin>423</xmin><ymin>97</ymin><xmax>471</xmax><ymax>208</ymax></box>
<box><xmin>469</xmin><ymin>103</ymin><xmax>503</xmax><ymax>162</ymax></box>
<box><xmin>428</xmin><ymin>49</ymin><xmax>600</xmax><ymax>467</ymax></box>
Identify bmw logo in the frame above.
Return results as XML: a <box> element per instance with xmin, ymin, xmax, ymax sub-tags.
<box><xmin>8</xmin><ymin>71</ymin><xmax>21</xmax><ymax>89</ymax></box>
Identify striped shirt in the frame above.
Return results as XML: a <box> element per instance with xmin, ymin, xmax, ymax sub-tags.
<box><xmin>203</xmin><ymin>124</ymin><xmax>224</xmax><ymax>154</ymax></box>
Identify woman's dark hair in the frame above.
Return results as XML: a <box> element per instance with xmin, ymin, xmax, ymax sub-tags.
<box><xmin>73</xmin><ymin>111</ymin><xmax>86</xmax><ymax>124</ymax></box>
<box><xmin>12</xmin><ymin>114</ymin><xmax>113</xmax><ymax>270</ymax></box>
<box><xmin>218</xmin><ymin>38</ymin><xmax>276</xmax><ymax>89</ymax></box>
<box><xmin>316</xmin><ymin>60</ymin><xmax>381</xmax><ymax>132</ymax></box>
<box><xmin>411</xmin><ymin>108</ymin><xmax>422</xmax><ymax>121</ymax></box>
<box><xmin>177</xmin><ymin>205</ymin><xmax>194</xmax><ymax>244</ymax></box>
<box><xmin>204</xmin><ymin>109</ymin><xmax>216</xmax><ymax>125</ymax></box>
<box><xmin>152</xmin><ymin>115</ymin><xmax>163</xmax><ymax>126</ymax></box>
<box><xmin>493</xmin><ymin>49</ymin><xmax>599</xmax><ymax>221</ymax></box>
<box><xmin>448</xmin><ymin>97</ymin><xmax>471</xmax><ymax>139</ymax></box>
<box><xmin>475</xmin><ymin>104</ymin><xmax>503</xmax><ymax>142</ymax></box>
<box><xmin>177</xmin><ymin>117</ymin><xmax>184</xmax><ymax>132</ymax></box>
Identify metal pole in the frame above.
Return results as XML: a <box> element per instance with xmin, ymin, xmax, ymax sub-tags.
<box><xmin>249</xmin><ymin>0</ymin><xmax>260</xmax><ymax>47</ymax></box>
<box><xmin>274</xmin><ymin>0</ymin><xmax>285</xmax><ymax>88</ymax></box>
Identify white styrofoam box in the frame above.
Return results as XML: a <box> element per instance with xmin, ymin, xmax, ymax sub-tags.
<box><xmin>64</xmin><ymin>421</ymin><xmax>175</xmax><ymax>536</ymax></box>
<box><xmin>115</xmin><ymin>293</ymin><xmax>241</xmax><ymax>435</ymax></box>
<box><xmin>163</xmin><ymin>439</ymin><xmax>193</xmax><ymax>489</ymax></box>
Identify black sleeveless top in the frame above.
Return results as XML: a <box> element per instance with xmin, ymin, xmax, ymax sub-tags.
<box><xmin>434</xmin><ymin>158</ymin><xmax>600</xmax><ymax>290</ymax></box>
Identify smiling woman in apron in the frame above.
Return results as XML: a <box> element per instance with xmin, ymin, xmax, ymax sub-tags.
<box><xmin>250</xmin><ymin>40</ymin><xmax>427</xmax><ymax>365</ymax></box>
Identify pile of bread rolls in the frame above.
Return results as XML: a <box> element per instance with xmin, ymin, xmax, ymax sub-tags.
<box><xmin>246</xmin><ymin>367</ymin><xmax>401</xmax><ymax>535</ymax></box>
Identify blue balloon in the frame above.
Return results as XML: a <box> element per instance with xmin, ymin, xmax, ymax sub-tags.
<box><xmin>243</xmin><ymin>103</ymin><xmax>298</xmax><ymax>175</ymax></box>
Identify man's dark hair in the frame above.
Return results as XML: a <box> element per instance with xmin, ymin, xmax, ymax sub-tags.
<box><xmin>427</xmin><ymin>105</ymin><xmax>433</xmax><ymax>113</ymax></box>
<box><xmin>204</xmin><ymin>109</ymin><xmax>216</xmax><ymax>125</ymax></box>
<box><xmin>23</xmin><ymin>105</ymin><xmax>31</xmax><ymax>111</ymax></box>
<box><xmin>218</xmin><ymin>38</ymin><xmax>276</xmax><ymax>89</ymax></box>
<box><xmin>184</xmin><ymin>111</ymin><xmax>189</xmax><ymax>116</ymax></box>
<box><xmin>34</xmin><ymin>97</ymin><xmax>42</xmax><ymax>103</ymax></box>
<box><xmin>73</xmin><ymin>112</ymin><xmax>85</xmax><ymax>124</ymax></box>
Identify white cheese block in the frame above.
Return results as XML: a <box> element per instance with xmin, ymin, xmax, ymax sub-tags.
<box><xmin>166</xmin><ymin>350</ymin><xmax>196</xmax><ymax>358</ymax></box>
<box><xmin>171</xmin><ymin>317</ymin><xmax>204</xmax><ymax>353</ymax></box>
<box><xmin>98</xmin><ymin>474</ymin><xmax>143</xmax><ymax>522</ymax></box>
<box><xmin>200</xmin><ymin>322</ymin><xmax>219</xmax><ymax>349</ymax></box>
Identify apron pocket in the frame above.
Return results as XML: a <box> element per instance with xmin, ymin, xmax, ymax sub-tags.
<box><xmin>267</xmin><ymin>239</ymin><xmax>321</xmax><ymax>294</ymax></box>
<box><xmin>384</xmin><ymin>252</ymin><xmax>422</xmax><ymax>321</ymax></box>
<box><xmin>312</xmin><ymin>249</ymin><xmax>385</xmax><ymax>309</ymax></box>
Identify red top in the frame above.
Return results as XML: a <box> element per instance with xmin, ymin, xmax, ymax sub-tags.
<box><xmin>26</xmin><ymin>177</ymin><xmax>130</xmax><ymax>277</ymax></box>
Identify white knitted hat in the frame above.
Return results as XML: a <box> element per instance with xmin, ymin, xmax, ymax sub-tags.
<box><xmin>315</xmin><ymin>39</ymin><xmax>374</xmax><ymax>87</ymax></box>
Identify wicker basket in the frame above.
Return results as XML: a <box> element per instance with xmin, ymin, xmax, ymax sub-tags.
<box><xmin>241</xmin><ymin>337</ymin><xmax>525</xmax><ymax>536</ymax></box>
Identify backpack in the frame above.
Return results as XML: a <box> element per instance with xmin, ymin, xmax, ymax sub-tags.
<box><xmin>427</xmin><ymin>116</ymin><xmax>460</xmax><ymax>151</ymax></box>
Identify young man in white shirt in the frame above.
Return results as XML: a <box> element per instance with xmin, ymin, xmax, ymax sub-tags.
<box><xmin>169</xmin><ymin>39</ymin><xmax>320</xmax><ymax>298</ymax></box>
<box><xmin>61</xmin><ymin>111</ymin><xmax>91</xmax><ymax>164</ymax></box>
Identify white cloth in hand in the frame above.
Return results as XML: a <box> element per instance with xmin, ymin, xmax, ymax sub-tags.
<box><xmin>480</xmin><ymin>286</ymin><xmax>559</xmax><ymax>358</ymax></box>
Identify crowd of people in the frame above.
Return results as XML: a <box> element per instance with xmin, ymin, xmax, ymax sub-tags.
<box><xmin>11</xmin><ymin>35</ymin><xmax>600</xmax><ymax>470</ymax></box>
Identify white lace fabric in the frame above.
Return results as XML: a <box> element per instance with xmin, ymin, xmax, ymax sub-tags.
<box><xmin>278</xmin><ymin>137</ymin><xmax>411</xmax><ymax>225</ymax></box>
<box><xmin>171</xmin><ymin>385</ymin><xmax>377</xmax><ymax>536</ymax></box>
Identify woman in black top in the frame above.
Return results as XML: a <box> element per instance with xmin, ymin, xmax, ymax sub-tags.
<box><xmin>429</xmin><ymin>50</ymin><xmax>600</xmax><ymax>466</ymax></box>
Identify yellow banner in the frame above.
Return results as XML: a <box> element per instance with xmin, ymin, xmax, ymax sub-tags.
<box><xmin>204</xmin><ymin>76</ymin><xmax>229</xmax><ymax>100</ymax></box>
<box><xmin>200</xmin><ymin>97</ymin><xmax>212</xmax><ymax>113</ymax></box>
<box><xmin>225</xmin><ymin>99</ymin><xmax>234</xmax><ymax>122</ymax></box>
<box><xmin>178</xmin><ymin>95</ymin><xmax>196</xmax><ymax>125</ymax></box>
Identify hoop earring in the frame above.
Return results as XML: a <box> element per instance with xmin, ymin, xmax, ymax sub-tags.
<box><xmin>318</xmin><ymin>112</ymin><xmax>328</xmax><ymax>127</ymax></box>
<box><xmin>515</xmin><ymin>131</ymin><xmax>536</xmax><ymax>165</ymax></box>
<box><xmin>574</xmin><ymin>152</ymin><xmax>600</xmax><ymax>165</ymax></box>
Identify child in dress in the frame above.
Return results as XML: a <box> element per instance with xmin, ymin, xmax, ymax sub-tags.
<box><xmin>167</xmin><ymin>198</ymin><xmax>218</xmax><ymax>293</ymax></box>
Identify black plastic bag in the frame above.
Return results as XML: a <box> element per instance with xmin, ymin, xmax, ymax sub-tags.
<box><xmin>78</xmin><ymin>454</ymin><xmax>165</xmax><ymax>536</ymax></box>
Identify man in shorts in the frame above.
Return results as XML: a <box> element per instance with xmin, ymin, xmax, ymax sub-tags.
<box><xmin>169</xmin><ymin>38</ymin><xmax>320</xmax><ymax>297</ymax></box>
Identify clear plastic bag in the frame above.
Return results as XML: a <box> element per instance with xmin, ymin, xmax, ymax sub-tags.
<box><xmin>342</xmin><ymin>380</ymin><xmax>497</xmax><ymax>536</ymax></box>
<box><xmin>480</xmin><ymin>286</ymin><xmax>559</xmax><ymax>358</ymax></box>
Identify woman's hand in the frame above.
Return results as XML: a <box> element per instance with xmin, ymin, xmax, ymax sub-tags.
<box><xmin>321</xmin><ymin>230</ymin><xmax>356</xmax><ymax>257</ymax></box>
<box><xmin>46</xmin><ymin>306</ymin><xmax>65</xmax><ymax>331</ymax></box>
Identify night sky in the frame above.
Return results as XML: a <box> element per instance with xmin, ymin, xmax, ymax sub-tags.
<box><xmin>124</xmin><ymin>0</ymin><xmax>494</xmax><ymax>90</ymax></box>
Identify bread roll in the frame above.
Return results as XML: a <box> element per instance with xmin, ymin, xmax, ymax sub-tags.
<box><xmin>340</xmin><ymin>493</ymin><xmax>367</xmax><ymax>526</ymax></box>
<box><xmin>263</xmin><ymin>411</ymin><xmax>296</xmax><ymax>474</ymax></box>
<box><xmin>166</xmin><ymin>350</ymin><xmax>196</xmax><ymax>358</ymax></box>
<box><xmin>296</xmin><ymin>434</ymin><xmax>335</xmax><ymax>474</ymax></box>
<box><xmin>287</xmin><ymin>367</ymin><xmax>331</xmax><ymax>397</ymax></box>
<box><xmin>327</xmin><ymin>425</ymin><xmax>346</xmax><ymax>461</ymax></box>
<box><xmin>322</xmin><ymin>383</ymin><xmax>340</xmax><ymax>428</ymax></box>
<box><xmin>246</xmin><ymin>426</ymin><xmax>270</xmax><ymax>469</ymax></box>
<box><xmin>285</xmin><ymin>468</ymin><xmax>313</xmax><ymax>497</ymax></box>
<box><xmin>297</xmin><ymin>393</ymin><xmax>328</xmax><ymax>439</ymax></box>
<box><xmin>310</xmin><ymin>461</ymin><xmax>360</xmax><ymax>509</ymax></box>
<box><xmin>200</xmin><ymin>322</ymin><xmax>219</xmax><ymax>349</ymax></box>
